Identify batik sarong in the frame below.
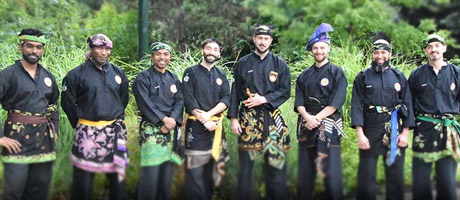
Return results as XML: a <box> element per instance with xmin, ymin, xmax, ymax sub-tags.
<box><xmin>1</xmin><ymin>107</ymin><xmax>57</xmax><ymax>163</ymax></box>
<box><xmin>185</xmin><ymin>114</ymin><xmax>229</xmax><ymax>186</ymax></box>
<box><xmin>413</xmin><ymin>113</ymin><xmax>460</xmax><ymax>162</ymax></box>
<box><xmin>238</xmin><ymin>106</ymin><xmax>290</xmax><ymax>169</ymax></box>
<box><xmin>139</xmin><ymin>118</ymin><xmax>183</xmax><ymax>167</ymax></box>
<box><xmin>71</xmin><ymin>119</ymin><xmax>129</xmax><ymax>181</ymax></box>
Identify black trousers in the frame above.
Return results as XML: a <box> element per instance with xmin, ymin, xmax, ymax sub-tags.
<box><xmin>185</xmin><ymin>159</ymin><xmax>215</xmax><ymax>200</ymax></box>
<box><xmin>297</xmin><ymin>146</ymin><xmax>343</xmax><ymax>200</ymax></box>
<box><xmin>71</xmin><ymin>166</ymin><xmax>127</xmax><ymax>200</ymax></box>
<box><xmin>356</xmin><ymin>148</ymin><xmax>405</xmax><ymax>200</ymax></box>
<box><xmin>137</xmin><ymin>162</ymin><xmax>174</xmax><ymax>200</ymax></box>
<box><xmin>237</xmin><ymin>150</ymin><xmax>287</xmax><ymax>200</ymax></box>
<box><xmin>412</xmin><ymin>156</ymin><xmax>457</xmax><ymax>200</ymax></box>
<box><xmin>2</xmin><ymin>161</ymin><xmax>53</xmax><ymax>200</ymax></box>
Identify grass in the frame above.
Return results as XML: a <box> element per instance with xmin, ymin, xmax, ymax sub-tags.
<box><xmin>0</xmin><ymin>40</ymin><xmax>457</xmax><ymax>199</ymax></box>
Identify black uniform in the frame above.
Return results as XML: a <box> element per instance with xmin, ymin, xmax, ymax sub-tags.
<box><xmin>132</xmin><ymin>66</ymin><xmax>184</xmax><ymax>200</ymax></box>
<box><xmin>61</xmin><ymin>60</ymin><xmax>129</xmax><ymax>200</ymax></box>
<box><xmin>409</xmin><ymin>63</ymin><xmax>460</xmax><ymax>200</ymax></box>
<box><xmin>61</xmin><ymin>60</ymin><xmax>129</xmax><ymax>128</ymax></box>
<box><xmin>228</xmin><ymin>52</ymin><xmax>291</xmax><ymax>200</ymax></box>
<box><xmin>182</xmin><ymin>64</ymin><xmax>230</xmax><ymax>200</ymax></box>
<box><xmin>351</xmin><ymin>66</ymin><xmax>414</xmax><ymax>200</ymax></box>
<box><xmin>294</xmin><ymin>62</ymin><xmax>347</xmax><ymax>200</ymax></box>
<box><xmin>0</xmin><ymin>60</ymin><xmax>59</xmax><ymax>200</ymax></box>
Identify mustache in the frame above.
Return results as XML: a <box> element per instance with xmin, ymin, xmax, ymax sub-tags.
<box><xmin>27</xmin><ymin>53</ymin><xmax>39</xmax><ymax>57</ymax></box>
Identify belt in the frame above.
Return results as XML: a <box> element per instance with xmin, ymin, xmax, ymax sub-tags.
<box><xmin>417</xmin><ymin>114</ymin><xmax>460</xmax><ymax>161</ymax></box>
<box><xmin>188</xmin><ymin>113</ymin><xmax>225</xmax><ymax>161</ymax></box>
<box><xmin>78</xmin><ymin>119</ymin><xmax>116</xmax><ymax>127</ymax></box>
<box><xmin>8</xmin><ymin>112</ymin><xmax>56</xmax><ymax>139</ymax></box>
<box><xmin>366</xmin><ymin>105</ymin><xmax>404</xmax><ymax>165</ymax></box>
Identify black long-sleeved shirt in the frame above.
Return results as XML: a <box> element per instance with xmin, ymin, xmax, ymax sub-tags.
<box><xmin>132</xmin><ymin>67</ymin><xmax>183</xmax><ymax>125</ymax></box>
<box><xmin>0</xmin><ymin>60</ymin><xmax>60</xmax><ymax>137</ymax></box>
<box><xmin>351</xmin><ymin>66</ymin><xmax>415</xmax><ymax>128</ymax></box>
<box><xmin>228</xmin><ymin>52</ymin><xmax>291</xmax><ymax>118</ymax></box>
<box><xmin>61</xmin><ymin>60</ymin><xmax>129</xmax><ymax>128</ymax></box>
<box><xmin>182</xmin><ymin>64</ymin><xmax>230</xmax><ymax>114</ymax></box>
<box><xmin>294</xmin><ymin>62</ymin><xmax>347</xmax><ymax>114</ymax></box>
<box><xmin>409</xmin><ymin>63</ymin><xmax>460</xmax><ymax>115</ymax></box>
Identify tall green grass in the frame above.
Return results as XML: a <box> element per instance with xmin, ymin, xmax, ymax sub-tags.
<box><xmin>0</xmin><ymin>40</ymin><xmax>451</xmax><ymax>199</ymax></box>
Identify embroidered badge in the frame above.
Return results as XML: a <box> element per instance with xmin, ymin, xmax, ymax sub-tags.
<box><xmin>44</xmin><ymin>77</ymin><xmax>52</xmax><ymax>87</ymax></box>
<box><xmin>184</xmin><ymin>75</ymin><xmax>189</xmax><ymax>82</ymax></box>
<box><xmin>269</xmin><ymin>71</ymin><xmax>278</xmax><ymax>82</ymax></box>
<box><xmin>451</xmin><ymin>82</ymin><xmax>456</xmax><ymax>91</ymax></box>
<box><xmin>170</xmin><ymin>84</ymin><xmax>177</xmax><ymax>93</ymax></box>
<box><xmin>394</xmin><ymin>82</ymin><xmax>401</xmax><ymax>92</ymax></box>
<box><xmin>216</xmin><ymin>78</ymin><xmax>223</xmax><ymax>85</ymax></box>
<box><xmin>115</xmin><ymin>75</ymin><xmax>122</xmax><ymax>85</ymax></box>
<box><xmin>320</xmin><ymin>78</ymin><xmax>329</xmax><ymax>86</ymax></box>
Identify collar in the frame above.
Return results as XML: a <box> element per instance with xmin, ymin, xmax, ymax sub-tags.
<box><xmin>87</xmin><ymin>59</ymin><xmax>109</xmax><ymax>72</ymax></box>
<box><xmin>313</xmin><ymin>61</ymin><xmax>330</xmax><ymax>71</ymax></box>
<box><xmin>251</xmin><ymin>51</ymin><xmax>272</xmax><ymax>61</ymax></box>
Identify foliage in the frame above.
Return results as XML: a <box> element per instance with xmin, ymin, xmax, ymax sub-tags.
<box><xmin>1</xmin><ymin>0</ymin><xmax>460</xmax><ymax>199</ymax></box>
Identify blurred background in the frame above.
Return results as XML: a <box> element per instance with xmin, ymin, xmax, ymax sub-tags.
<box><xmin>1</xmin><ymin>0</ymin><xmax>460</xmax><ymax>199</ymax></box>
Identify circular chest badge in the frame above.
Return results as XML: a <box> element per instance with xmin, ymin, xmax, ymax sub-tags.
<box><xmin>451</xmin><ymin>82</ymin><xmax>456</xmax><ymax>91</ymax></box>
<box><xmin>115</xmin><ymin>75</ymin><xmax>122</xmax><ymax>85</ymax></box>
<box><xmin>184</xmin><ymin>75</ymin><xmax>189</xmax><ymax>82</ymax></box>
<box><xmin>62</xmin><ymin>84</ymin><xmax>67</xmax><ymax>92</ymax></box>
<box><xmin>216</xmin><ymin>78</ymin><xmax>223</xmax><ymax>85</ymax></box>
<box><xmin>44</xmin><ymin>77</ymin><xmax>52</xmax><ymax>87</ymax></box>
<box><xmin>320</xmin><ymin>78</ymin><xmax>329</xmax><ymax>86</ymax></box>
<box><xmin>394</xmin><ymin>82</ymin><xmax>401</xmax><ymax>92</ymax></box>
<box><xmin>170</xmin><ymin>84</ymin><xmax>177</xmax><ymax>93</ymax></box>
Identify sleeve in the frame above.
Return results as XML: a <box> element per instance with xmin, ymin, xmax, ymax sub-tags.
<box><xmin>400</xmin><ymin>74</ymin><xmax>415</xmax><ymax>128</ymax></box>
<box><xmin>350</xmin><ymin>72</ymin><xmax>364</xmax><ymax>128</ymax></box>
<box><xmin>264</xmin><ymin>59</ymin><xmax>291</xmax><ymax>109</ymax></box>
<box><xmin>49</xmin><ymin>75</ymin><xmax>60</xmax><ymax>134</ymax></box>
<box><xmin>326</xmin><ymin>68</ymin><xmax>348</xmax><ymax>109</ymax></box>
<box><xmin>119</xmin><ymin>70</ymin><xmax>130</xmax><ymax>109</ymax></box>
<box><xmin>170</xmin><ymin>78</ymin><xmax>184</xmax><ymax>125</ymax></box>
<box><xmin>294</xmin><ymin>74</ymin><xmax>305</xmax><ymax>113</ymax></box>
<box><xmin>455</xmin><ymin>67</ymin><xmax>460</xmax><ymax>103</ymax></box>
<box><xmin>219</xmin><ymin>74</ymin><xmax>231</xmax><ymax>107</ymax></box>
<box><xmin>0</xmin><ymin>70</ymin><xmax>11</xmax><ymax>137</ymax></box>
<box><xmin>61</xmin><ymin>72</ymin><xmax>79</xmax><ymax>128</ymax></box>
<box><xmin>132</xmin><ymin>72</ymin><xmax>165</xmax><ymax>125</ymax></box>
<box><xmin>408</xmin><ymin>70</ymin><xmax>417</xmax><ymax>113</ymax></box>
<box><xmin>182</xmin><ymin>68</ymin><xmax>200</xmax><ymax>114</ymax></box>
<box><xmin>228</xmin><ymin>63</ymin><xmax>241</xmax><ymax>118</ymax></box>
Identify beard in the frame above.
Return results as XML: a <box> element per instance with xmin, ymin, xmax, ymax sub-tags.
<box><xmin>204</xmin><ymin>54</ymin><xmax>219</xmax><ymax>64</ymax></box>
<box><xmin>22</xmin><ymin>53</ymin><xmax>41</xmax><ymax>64</ymax></box>
<box><xmin>371</xmin><ymin>60</ymin><xmax>390</xmax><ymax>72</ymax></box>
<box><xmin>255</xmin><ymin>45</ymin><xmax>269</xmax><ymax>54</ymax></box>
<box><xmin>314</xmin><ymin>54</ymin><xmax>327</xmax><ymax>63</ymax></box>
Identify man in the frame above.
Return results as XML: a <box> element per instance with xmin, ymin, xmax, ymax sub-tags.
<box><xmin>0</xmin><ymin>28</ymin><xmax>59</xmax><ymax>200</ymax></box>
<box><xmin>132</xmin><ymin>42</ymin><xmax>184</xmax><ymax>200</ymax></box>
<box><xmin>228</xmin><ymin>25</ymin><xmax>291</xmax><ymax>200</ymax></box>
<box><xmin>182</xmin><ymin>38</ymin><xmax>230</xmax><ymax>200</ymax></box>
<box><xmin>294</xmin><ymin>23</ymin><xmax>347</xmax><ymax>200</ymax></box>
<box><xmin>351</xmin><ymin>32</ymin><xmax>414</xmax><ymax>200</ymax></box>
<box><xmin>409</xmin><ymin>33</ymin><xmax>460</xmax><ymax>200</ymax></box>
<box><xmin>61</xmin><ymin>34</ymin><xmax>129</xmax><ymax>200</ymax></box>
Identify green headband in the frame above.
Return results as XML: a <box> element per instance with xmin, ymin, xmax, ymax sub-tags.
<box><xmin>424</xmin><ymin>34</ymin><xmax>445</xmax><ymax>48</ymax></box>
<box><xmin>150</xmin><ymin>42</ymin><xmax>173</xmax><ymax>54</ymax></box>
<box><xmin>18</xmin><ymin>35</ymin><xmax>47</xmax><ymax>45</ymax></box>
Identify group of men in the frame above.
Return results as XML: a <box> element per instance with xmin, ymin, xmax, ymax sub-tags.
<box><xmin>0</xmin><ymin>23</ymin><xmax>458</xmax><ymax>200</ymax></box>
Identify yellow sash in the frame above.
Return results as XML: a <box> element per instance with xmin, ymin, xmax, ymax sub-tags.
<box><xmin>188</xmin><ymin>113</ymin><xmax>225</xmax><ymax>161</ymax></box>
<box><xmin>78</xmin><ymin>118</ymin><xmax>116</xmax><ymax>127</ymax></box>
